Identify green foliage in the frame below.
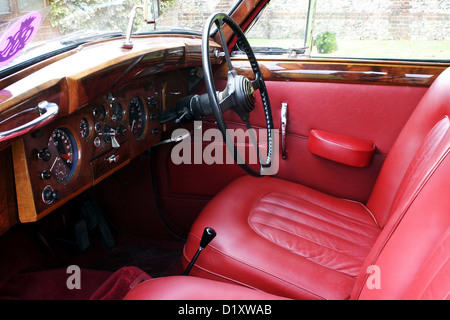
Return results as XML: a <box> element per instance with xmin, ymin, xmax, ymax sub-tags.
<box><xmin>160</xmin><ymin>0</ymin><xmax>174</xmax><ymax>13</ymax></box>
<box><xmin>316</xmin><ymin>31</ymin><xmax>338</xmax><ymax>54</ymax></box>
<box><xmin>49</xmin><ymin>0</ymin><xmax>168</xmax><ymax>34</ymax></box>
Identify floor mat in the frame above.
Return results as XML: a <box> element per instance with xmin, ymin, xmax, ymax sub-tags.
<box><xmin>0</xmin><ymin>268</ymin><xmax>113</xmax><ymax>300</ymax></box>
<box><xmin>0</xmin><ymin>221</ymin><xmax>184</xmax><ymax>299</ymax></box>
<box><xmin>90</xmin><ymin>242</ymin><xmax>183</xmax><ymax>277</ymax></box>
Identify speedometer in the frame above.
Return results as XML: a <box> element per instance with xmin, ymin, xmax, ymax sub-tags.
<box><xmin>128</xmin><ymin>97</ymin><xmax>147</xmax><ymax>139</ymax></box>
<box><xmin>47</xmin><ymin>128</ymin><xmax>78</xmax><ymax>183</ymax></box>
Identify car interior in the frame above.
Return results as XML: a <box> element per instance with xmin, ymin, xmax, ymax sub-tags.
<box><xmin>0</xmin><ymin>0</ymin><xmax>448</xmax><ymax>300</ymax></box>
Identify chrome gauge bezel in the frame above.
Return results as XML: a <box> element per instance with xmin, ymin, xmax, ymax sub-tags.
<box><xmin>47</xmin><ymin>127</ymin><xmax>79</xmax><ymax>183</ymax></box>
<box><xmin>128</xmin><ymin>96</ymin><xmax>148</xmax><ymax>140</ymax></box>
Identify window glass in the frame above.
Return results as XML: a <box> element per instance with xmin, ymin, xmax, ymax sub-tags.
<box><xmin>0</xmin><ymin>2</ymin><xmax>11</xmax><ymax>13</ymax></box>
<box><xmin>245</xmin><ymin>0</ymin><xmax>450</xmax><ymax>61</ymax></box>
<box><xmin>0</xmin><ymin>0</ymin><xmax>239</xmax><ymax>73</ymax></box>
<box><xmin>18</xmin><ymin>0</ymin><xmax>44</xmax><ymax>12</ymax></box>
<box><xmin>313</xmin><ymin>0</ymin><xmax>449</xmax><ymax>60</ymax></box>
<box><xmin>246</xmin><ymin>0</ymin><xmax>310</xmax><ymax>50</ymax></box>
<box><xmin>143</xmin><ymin>0</ymin><xmax>238</xmax><ymax>32</ymax></box>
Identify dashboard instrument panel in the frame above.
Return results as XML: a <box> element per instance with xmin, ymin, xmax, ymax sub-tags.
<box><xmin>0</xmin><ymin>34</ymin><xmax>223</xmax><ymax>234</ymax></box>
<box><xmin>12</xmin><ymin>69</ymin><xmax>189</xmax><ymax>223</ymax></box>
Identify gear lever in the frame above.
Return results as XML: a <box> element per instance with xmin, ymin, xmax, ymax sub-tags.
<box><xmin>183</xmin><ymin>227</ymin><xmax>216</xmax><ymax>276</ymax></box>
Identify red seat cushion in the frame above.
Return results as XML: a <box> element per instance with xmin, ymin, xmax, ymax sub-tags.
<box><xmin>123</xmin><ymin>276</ymin><xmax>287</xmax><ymax>300</ymax></box>
<box><xmin>183</xmin><ymin>176</ymin><xmax>380</xmax><ymax>300</ymax></box>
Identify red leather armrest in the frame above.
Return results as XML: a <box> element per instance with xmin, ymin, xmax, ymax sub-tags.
<box><xmin>308</xmin><ymin>129</ymin><xmax>375</xmax><ymax>167</ymax></box>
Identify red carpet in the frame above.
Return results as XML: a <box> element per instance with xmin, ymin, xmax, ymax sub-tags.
<box><xmin>0</xmin><ymin>266</ymin><xmax>150</xmax><ymax>300</ymax></box>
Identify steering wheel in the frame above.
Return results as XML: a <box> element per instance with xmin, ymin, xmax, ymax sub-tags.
<box><xmin>202</xmin><ymin>13</ymin><xmax>275</xmax><ymax>176</ymax></box>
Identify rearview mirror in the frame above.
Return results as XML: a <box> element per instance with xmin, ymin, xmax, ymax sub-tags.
<box><xmin>123</xmin><ymin>0</ymin><xmax>160</xmax><ymax>48</ymax></box>
<box><xmin>144</xmin><ymin>0</ymin><xmax>160</xmax><ymax>23</ymax></box>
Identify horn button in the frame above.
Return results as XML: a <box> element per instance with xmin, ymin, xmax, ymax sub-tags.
<box><xmin>231</xmin><ymin>75</ymin><xmax>256</xmax><ymax>118</ymax></box>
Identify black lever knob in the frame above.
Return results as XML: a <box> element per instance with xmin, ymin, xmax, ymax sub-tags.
<box><xmin>184</xmin><ymin>227</ymin><xmax>216</xmax><ymax>276</ymax></box>
<box><xmin>200</xmin><ymin>227</ymin><xmax>216</xmax><ymax>249</ymax></box>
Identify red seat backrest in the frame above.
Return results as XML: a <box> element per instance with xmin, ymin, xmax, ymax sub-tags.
<box><xmin>352</xmin><ymin>68</ymin><xmax>450</xmax><ymax>299</ymax></box>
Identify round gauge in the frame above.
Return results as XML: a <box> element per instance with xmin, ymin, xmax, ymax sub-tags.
<box><xmin>47</xmin><ymin>128</ymin><xmax>78</xmax><ymax>183</ymax></box>
<box><xmin>115</xmin><ymin>103</ymin><xmax>124</xmax><ymax>122</ymax></box>
<box><xmin>128</xmin><ymin>97</ymin><xmax>147</xmax><ymax>139</ymax></box>
<box><xmin>80</xmin><ymin>118</ymin><xmax>90</xmax><ymax>140</ymax></box>
<box><xmin>99</xmin><ymin>105</ymin><xmax>107</xmax><ymax>121</ymax></box>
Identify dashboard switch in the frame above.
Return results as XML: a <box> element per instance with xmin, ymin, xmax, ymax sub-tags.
<box><xmin>37</xmin><ymin>148</ymin><xmax>51</xmax><ymax>161</ymax></box>
<box><xmin>106</xmin><ymin>154</ymin><xmax>119</xmax><ymax>163</ymax></box>
<box><xmin>40</xmin><ymin>170</ymin><xmax>51</xmax><ymax>180</ymax></box>
<box><xmin>42</xmin><ymin>185</ymin><xmax>60</xmax><ymax>204</ymax></box>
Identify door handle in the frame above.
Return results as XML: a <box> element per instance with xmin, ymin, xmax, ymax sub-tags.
<box><xmin>281</xmin><ymin>102</ymin><xmax>288</xmax><ymax>159</ymax></box>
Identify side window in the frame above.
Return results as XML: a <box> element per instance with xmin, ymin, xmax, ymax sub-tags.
<box><xmin>245</xmin><ymin>0</ymin><xmax>310</xmax><ymax>54</ymax></box>
<box><xmin>244</xmin><ymin>0</ymin><xmax>450</xmax><ymax>61</ymax></box>
<box><xmin>0</xmin><ymin>2</ymin><xmax>11</xmax><ymax>14</ymax></box>
<box><xmin>18</xmin><ymin>0</ymin><xmax>44</xmax><ymax>12</ymax></box>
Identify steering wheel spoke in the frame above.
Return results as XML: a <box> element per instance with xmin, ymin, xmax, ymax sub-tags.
<box><xmin>251</xmin><ymin>79</ymin><xmax>260</xmax><ymax>90</ymax></box>
<box><xmin>251</xmin><ymin>72</ymin><xmax>264</xmax><ymax>90</ymax></box>
<box><xmin>218</xmin><ymin>90</ymin><xmax>234</xmax><ymax>112</ymax></box>
<box><xmin>215</xmin><ymin>18</ymin><xmax>234</xmax><ymax>71</ymax></box>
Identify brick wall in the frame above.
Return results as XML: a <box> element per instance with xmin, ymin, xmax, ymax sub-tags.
<box><xmin>248</xmin><ymin>0</ymin><xmax>449</xmax><ymax>41</ymax></box>
<box><xmin>1</xmin><ymin>0</ymin><xmax>448</xmax><ymax>43</ymax></box>
<box><xmin>0</xmin><ymin>6</ymin><xmax>62</xmax><ymax>43</ymax></box>
<box><xmin>158</xmin><ymin>0</ymin><xmax>236</xmax><ymax>31</ymax></box>
<box><xmin>316</xmin><ymin>0</ymin><xmax>449</xmax><ymax>41</ymax></box>
<box><xmin>32</xmin><ymin>17</ymin><xmax>62</xmax><ymax>42</ymax></box>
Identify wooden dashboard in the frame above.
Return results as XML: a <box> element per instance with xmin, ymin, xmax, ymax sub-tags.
<box><xmin>0</xmin><ymin>34</ymin><xmax>222</xmax><ymax>224</ymax></box>
<box><xmin>12</xmin><ymin>72</ymin><xmax>185</xmax><ymax>222</ymax></box>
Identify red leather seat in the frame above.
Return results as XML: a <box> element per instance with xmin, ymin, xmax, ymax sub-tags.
<box><xmin>124</xmin><ymin>68</ymin><xmax>450</xmax><ymax>300</ymax></box>
<box><xmin>182</xmin><ymin>176</ymin><xmax>381</xmax><ymax>299</ymax></box>
<box><xmin>179</xmin><ymin>67</ymin><xmax>450</xmax><ymax>300</ymax></box>
<box><xmin>123</xmin><ymin>276</ymin><xmax>288</xmax><ymax>300</ymax></box>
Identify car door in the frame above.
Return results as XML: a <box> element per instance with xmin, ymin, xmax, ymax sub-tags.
<box><xmin>151</xmin><ymin>0</ymin><xmax>449</xmax><ymax>234</ymax></box>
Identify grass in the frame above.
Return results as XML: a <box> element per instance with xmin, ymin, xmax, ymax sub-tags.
<box><xmin>248</xmin><ymin>38</ymin><xmax>450</xmax><ymax>60</ymax></box>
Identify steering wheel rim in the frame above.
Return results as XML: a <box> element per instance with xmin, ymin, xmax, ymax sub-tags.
<box><xmin>202</xmin><ymin>12</ymin><xmax>275</xmax><ymax>177</ymax></box>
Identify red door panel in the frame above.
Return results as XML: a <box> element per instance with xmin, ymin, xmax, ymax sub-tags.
<box><xmin>241</xmin><ymin>80</ymin><xmax>427</xmax><ymax>201</ymax></box>
<box><xmin>153</xmin><ymin>67</ymin><xmax>428</xmax><ymax>233</ymax></box>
